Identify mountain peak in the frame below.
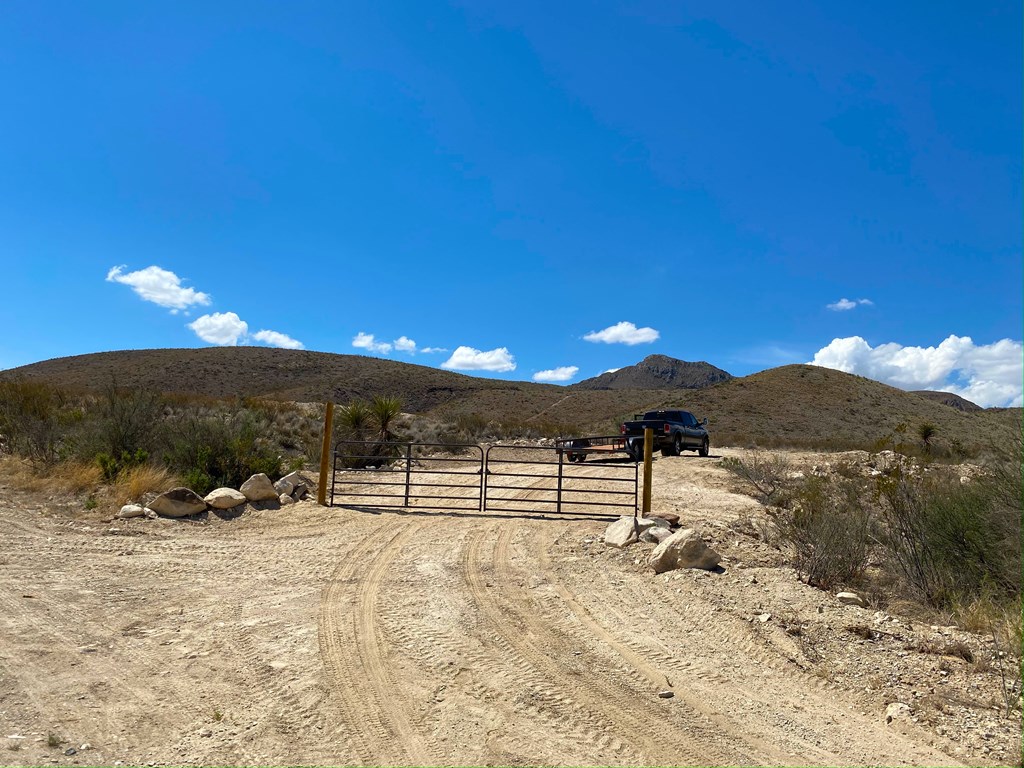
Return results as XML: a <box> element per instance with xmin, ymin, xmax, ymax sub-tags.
<box><xmin>572</xmin><ymin>355</ymin><xmax>733</xmax><ymax>391</ymax></box>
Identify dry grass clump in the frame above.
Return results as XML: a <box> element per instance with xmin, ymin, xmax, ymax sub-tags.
<box><xmin>115</xmin><ymin>463</ymin><xmax>179</xmax><ymax>501</ymax></box>
<box><xmin>54</xmin><ymin>461</ymin><xmax>104</xmax><ymax>493</ymax></box>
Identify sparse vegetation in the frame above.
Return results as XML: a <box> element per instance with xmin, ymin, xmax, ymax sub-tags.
<box><xmin>720</xmin><ymin>451</ymin><xmax>792</xmax><ymax>505</ymax></box>
<box><xmin>768</xmin><ymin>474</ymin><xmax>873</xmax><ymax>590</ymax></box>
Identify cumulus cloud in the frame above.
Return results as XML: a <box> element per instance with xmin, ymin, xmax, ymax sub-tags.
<box><xmin>441</xmin><ymin>346</ymin><xmax>516</xmax><ymax>372</ymax></box>
<box><xmin>393</xmin><ymin>336</ymin><xmax>417</xmax><ymax>353</ymax></box>
<box><xmin>107</xmin><ymin>265</ymin><xmax>211</xmax><ymax>313</ymax></box>
<box><xmin>533</xmin><ymin>366</ymin><xmax>579</xmax><ymax>383</ymax></box>
<box><xmin>188</xmin><ymin>312</ymin><xmax>248</xmax><ymax>346</ymax></box>
<box><xmin>810</xmin><ymin>335</ymin><xmax>1023</xmax><ymax>408</ymax></box>
<box><xmin>826</xmin><ymin>297</ymin><xmax>873</xmax><ymax>311</ymax></box>
<box><xmin>584</xmin><ymin>321</ymin><xmax>659</xmax><ymax>345</ymax></box>
<box><xmin>252</xmin><ymin>330</ymin><xmax>304</xmax><ymax>350</ymax></box>
<box><xmin>352</xmin><ymin>332</ymin><xmax>392</xmax><ymax>355</ymax></box>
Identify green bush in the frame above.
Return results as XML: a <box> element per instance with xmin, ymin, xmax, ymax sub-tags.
<box><xmin>96</xmin><ymin>448</ymin><xmax>149</xmax><ymax>482</ymax></box>
<box><xmin>769</xmin><ymin>475</ymin><xmax>873</xmax><ymax>590</ymax></box>
<box><xmin>876</xmin><ymin>462</ymin><xmax>1019</xmax><ymax>609</ymax></box>
<box><xmin>0</xmin><ymin>379</ymin><xmax>73</xmax><ymax>464</ymax></box>
<box><xmin>164</xmin><ymin>413</ymin><xmax>282</xmax><ymax>496</ymax></box>
<box><xmin>720</xmin><ymin>451</ymin><xmax>792</xmax><ymax>506</ymax></box>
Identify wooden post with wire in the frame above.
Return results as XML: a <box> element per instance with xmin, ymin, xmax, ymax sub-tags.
<box><xmin>641</xmin><ymin>426</ymin><xmax>653</xmax><ymax>517</ymax></box>
<box><xmin>316</xmin><ymin>401</ymin><xmax>335</xmax><ymax>506</ymax></box>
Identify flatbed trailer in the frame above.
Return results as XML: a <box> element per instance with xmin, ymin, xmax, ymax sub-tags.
<box><xmin>554</xmin><ymin>435</ymin><xmax>639</xmax><ymax>463</ymax></box>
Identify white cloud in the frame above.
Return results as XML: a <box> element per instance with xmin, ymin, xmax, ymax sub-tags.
<box><xmin>252</xmin><ymin>329</ymin><xmax>304</xmax><ymax>350</ymax></box>
<box><xmin>603</xmin><ymin>368</ymin><xmax>622</xmax><ymax>374</ymax></box>
<box><xmin>188</xmin><ymin>312</ymin><xmax>248</xmax><ymax>346</ymax></box>
<box><xmin>421</xmin><ymin>347</ymin><xmax>449</xmax><ymax>354</ymax></box>
<box><xmin>826</xmin><ymin>297</ymin><xmax>873</xmax><ymax>311</ymax></box>
<box><xmin>352</xmin><ymin>332</ymin><xmax>392</xmax><ymax>354</ymax></box>
<box><xmin>810</xmin><ymin>335</ymin><xmax>1023</xmax><ymax>408</ymax></box>
<box><xmin>393</xmin><ymin>336</ymin><xmax>417</xmax><ymax>353</ymax></box>
<box><xmin>441</xmin><ymin>346</ymin><xmax>516</xmax><ymax>372</ymax></box>
<box><xmin>107</xmin><ymin>265</ymin><xmax>211</xmax><ymax>312</ymax></box>
<box><xmin>533</xmin><ymin>366</ymin><xmax>579</xmax><ymax>383</ymax></box>
<box><xmin>583</xmin><ymin>321</ymin><xmax>659</xmax><ymax>345</ymax></box>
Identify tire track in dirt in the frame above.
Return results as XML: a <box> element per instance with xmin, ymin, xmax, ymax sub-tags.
<box><xmin>376</xmin><ymin>524</ymin><xmax>633</xmax><ymax>765</ymax></box>
<box><xmin>318</xmin><ymin>520</ymin><xmax>433</xmax><ymax>766</ymax></box>
<box><xmin>465</xmin><ymin>524</ymin><xmax>747</xmax><ymax>766</ymax></box>
<box><xmin>541</xmin><ymin>530</ymin><xmax>964</xmax><ymax>766</ymax></box>
<box><xmin>459</xmin><ymin>528</ymin><xmax>640</xmax><ymax>763</ymax></box>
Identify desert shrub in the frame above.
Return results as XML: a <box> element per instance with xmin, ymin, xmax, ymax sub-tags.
<box><xmin>0</xmin><ymin>379</ymin><xmax>74</xmax><ymax>464</ymax></box>
<box><xmin>769</xmin><ymin>475</ymin><xmax>873</xmax><ymax>589</ymax></box>
<box><xmin>876</xmin><ymin>461</ymin><xmax>1019</xmax><ymax>611</ymax></box>
<box><xmin>163</xmin><ymin>413</ymin><xmax>282</xmax><ymax>496</ymax></box>
<box><xmin>720</xmin><ymin>451</ymin><xmax>792</xmax><ymax>505</ymax></box>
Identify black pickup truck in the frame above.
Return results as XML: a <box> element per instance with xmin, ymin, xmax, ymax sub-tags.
<box><xmin>620</xmin><ymin>409</ymin><xmax>710</xmax><ymax>459</ymax></box>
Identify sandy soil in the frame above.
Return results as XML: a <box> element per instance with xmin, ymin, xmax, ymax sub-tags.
<box><xmin>0</xmin><ymin>448</ymin><xmax>1019</xmax><ymax>766</ymax></box>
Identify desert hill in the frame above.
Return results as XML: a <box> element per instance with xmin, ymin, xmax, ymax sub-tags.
<box><xmin>911</xmin><ymin>390</ymin><xmax>983</xmax><ymax>412</ymax></box>
<box><xmin>572</xmin><ymin>354</ymin><xmax>733</xmax><ymax>390</ymax></box>
<box><xmin>2</xmin><ymin>349</ymin><xmax>1017</xmax><ymax>451</ymax></box>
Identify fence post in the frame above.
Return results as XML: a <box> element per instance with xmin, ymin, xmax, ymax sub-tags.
<box><xmin>642</xmin><ymin>427</ymin><xmax>653</xmax><ymax>517</ymax></box>
<box><xmin>317</xmin><ymin>402</ymin><xmax>334</xmax><ymax>506</ymax></box>
<box><xmin>404</xmin><ymin>442</ymin><xmax>412</xmax><ymax>507</ymax></box>
<box><xmin>556</xmin><ymin>448</ymin><xmax>564</xmax><ymax>515</ymax></box>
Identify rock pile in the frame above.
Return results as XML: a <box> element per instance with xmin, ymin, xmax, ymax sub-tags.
<box><xmin>602</xmin><ymin>515</ymin><xmax>721</xmax><ymax>574</ymax></box>
<box><xmin>117</xmin><ymin>471</ymin><xmax>312</xmax><ymax>520</ymax></box>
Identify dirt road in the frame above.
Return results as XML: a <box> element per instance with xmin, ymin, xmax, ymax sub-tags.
<box><xmin>0</xmin><ymin>450</ymin><xmax>1011</xmax><ymax>765</ymax></box>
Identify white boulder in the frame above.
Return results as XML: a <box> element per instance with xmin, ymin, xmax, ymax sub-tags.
<box><xmin>204</xmin><ymin>487</ymin><xmax>247</xmax><ymax>510</ymax></box>
<box><xmin>279</xmin><ymin>493</ymin><xmax>295</xmax><ymax>506</ymax></box>
<box><xmin>836</xmin><ymin>591</ymin><xmax>867</xmax><ymax>607</ymax></box>
<box><xmin>240</xmin><ymin>473</ymin><xmax>278</xmax><ymax>502</ymax></box>
<box><xmin>117</xmin><ymin>504</ymin><xmax>146</xmax><ymax>519</ymax></box>
<box><xmin>649</xmin><ymin>528</ymin><xmax>721</xmax><ymax>574</ymax></box>
<box><xmin>604</xmin><ymin>517</ymin><xmax>639</xmax><ymax>548</ymax></box>
<box><xmin>640</xmin><ymin>526</ymin><xmax>673</xmax><ymax>544</ymax></box>
<box><xmin>148</xmin><ymin>487</ymin><xmax>207</xmax><ymax>518</ymax></box>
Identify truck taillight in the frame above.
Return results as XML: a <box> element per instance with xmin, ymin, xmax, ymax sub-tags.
<box><xmin>664</xmin><ymin>423</ymin><xmax>671</xmax><ymax>434</ymax></box>
<box><xmin>620</xmin><ymin>424</ymin><xmax>626</xmax><ymax>434</ymax></box>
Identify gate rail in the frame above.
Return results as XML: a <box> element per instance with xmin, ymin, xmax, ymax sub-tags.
<box><xmin>330</xmin><ymin>441</ymin><xmax>483</xmax><ymax>513</ymax></box>
<box><xmin>329</xmin><ymin>440</ymin><xmax>638</xmax><ymax>518</ymax></box>
<box><xmin>483</xmin><ymin>445</ymin><xmax>637</xmax><ymax>518</ymax></box>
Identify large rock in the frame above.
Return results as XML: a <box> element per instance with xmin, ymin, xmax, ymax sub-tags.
<box><xmin>604</xmin><ymin>517</ymin><xmax>640</xmax><ymax>548</ymax></box>
<box><xmin>649</xmin><ymin>528</ymin><xmax>721</xmax><ymax>573</ymax></box>
<box><xmin>277</xmin><ymin>471</ymin><xmax>310</xmax><ymax>500</ymax></box>
<box><xmin>641</xmin><ymin>526</ymin><xmax>673</xmax><ymax>544</ymax></box>
<box><xmin>117</xmin><ymin>504</ymin><xmax>146</xmax><ymax>519</ymax></box>
<box><xmin>204</xmin><ymin>487</ymin><xmax>247</xmax><ymax>510</ymax></box>
<box><xmin>148</xmin><ymin>487</ymin><xmax>207</xmax><ymax>518</ymax></box>
<box><xmin>240</xmin><ymin>473</ymin><xmax>278</xmax><ymax>502</ymax></box>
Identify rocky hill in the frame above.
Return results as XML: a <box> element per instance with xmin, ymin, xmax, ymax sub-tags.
<box><xmin>2</xmin><ymin>349</ymin><xmax>1017</xmax><ymax>451</ymax></box>
<box><xmin>911</xmin><ymin>390</ymin><xmax>983</xmax><ymax>412</ymax></box>
<box><xmin>572</xmin><ymin>354</ymin><xmax>733</xmax><ymax>390</ymax></box>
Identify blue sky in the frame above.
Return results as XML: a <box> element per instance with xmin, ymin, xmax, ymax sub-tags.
<box><xmin>2</xmin><ymin>1</ymin><xmax>1021</xmax><ymax>406</ymax></box>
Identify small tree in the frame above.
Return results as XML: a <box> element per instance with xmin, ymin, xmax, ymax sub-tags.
<box><xmin>370</xmin><ymin>395</ymin><xmax>402</xmax><ymax>443</ymax></box>
<box><xmin>917</xmin><ymin>422</ymin><xmax>938</xmax><ymax>454</ymax></box>
<box><xmin>337</xmin><ymin>400</ymin><xmax>371</xmax><ymax>441</ymax></box>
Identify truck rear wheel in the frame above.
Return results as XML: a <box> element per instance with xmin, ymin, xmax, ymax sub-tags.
<box><xmin>672</xmin><ymin>434</ymin><xmax>683</xmax><ymax>456</ymax></box>
<box><xmin>699</xmin><ymin>438</ymin><xmax>710</xmax><ymax>457</ymax></box>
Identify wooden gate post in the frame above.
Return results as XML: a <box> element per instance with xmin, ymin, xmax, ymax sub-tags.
<box><xmin>317</xmin><ymin>401</ymin><xmax>335</xmax><ymax>506</ymax></box>
<box><xmin>641</xmin><ymin>427</ymin><xmax>653</xmax><ymax>517</ymax></box>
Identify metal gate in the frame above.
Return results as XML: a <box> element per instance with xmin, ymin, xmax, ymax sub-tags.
<box><xmin>329</xmin><ymin>440</ymin><xmax>637</xmax><ymax>518</ymax></box>
<box><xmin>330</xmin><ymin>441</ymin><xmax>484</xmax><ymax>513</ymax></box>
<box><xmin>483</xmin><ymin>444</ymin><xmax>637</xmax><ymax>517</ymax></box>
